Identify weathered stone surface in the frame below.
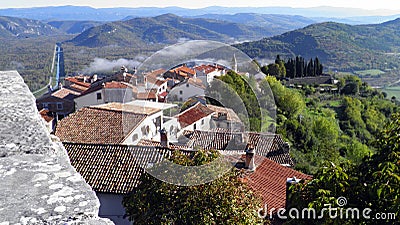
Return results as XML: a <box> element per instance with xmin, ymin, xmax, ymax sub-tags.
<box><xmin>0</xmin><ymin>71</ymin><xmax>113</xmax><ymax>224</ymax></box>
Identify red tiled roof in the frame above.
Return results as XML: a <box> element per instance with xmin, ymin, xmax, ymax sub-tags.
<box><xmin>169</xmin><ymin>65</ymin><xmax>196</xmax><ymax>77</ymax></box>
<box><xmin>65</xmin><ymin>77</ymin><xmax>91</xmax><ymax>88</ymax></box>
<box><xmin>194</xmin><ymin>64</ymin><xmax>219</xmax><ymax>74</ymax></box>
<box><xmin>51</xmin><ymin>88</ymin><xmax>80</xmax><ymax>100</ymax></box>
<box><xmin>176</xmin><ymin>103</ymin><xmax>214</xmax><ymax>128</ymax></box>
<box><xmin>145</xmin><ymin>69</ymin><xmax>166</xmax><ymax>85</ymax></box>
<box><xmin>69</xmin><ymin>83</ymin><xmax>90</xmax><ymax>92</ymax></box>
<box><xmin>63</xmin><ymin>142</ymin><xmax>173</xmax><ymax>194</ymax></box>
<box><xmin>55</xmin><ymin>107</ymin><xmax>146</xmax><ymax>144</ymax></box>
<box><xmin>39</xmin><ymin>109</ymin><xmax>54</xmax><ymax>123</ymax></box>
<box><xmin>137</xmin><ymin>91</ymin><xmax>157</xmax><ymax>100</ymax></box>
<box><xmin>103</xmin><ymin>81</ymin><xmax>129</xmax><ymax>89</ymax></box>
<box><xmin>246</xmin><ymin>156</ymin><xmax>312</xmax><ymax>210</ymax></box>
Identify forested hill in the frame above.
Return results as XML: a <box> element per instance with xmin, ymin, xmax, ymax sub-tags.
<box><xmin>68</xmin><ymin>14</ymin><xmax>277</xmax><ymax>47</ymax></box>
<box><xmin>235</xmin><ymin>18</ymin><xmax>400</xmax><ymax>71</ymax></box>
<box><xmin>0</xmin><ymin>16</ymin><xmax>63</xmax><ymax>38</ymax></box>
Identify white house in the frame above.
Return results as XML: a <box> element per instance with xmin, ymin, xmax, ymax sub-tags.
<box><xmin>167</xmin><ymin>78</ymin><xmax>206</xmax><ymax>102</ymax></box>
<box><xmin>56</xmin><ymin>102</ymin><xmax>167</xmax><ymax>145</ymax></box>
<box><xmin>175</xmin><ymin>102</ymin><xmax>215</xmax><ymax>137</ymax></box>
<box><xmin>64</xmin><ymin>143</ymin><xmax>174</xmax><ymax>225</ymax></box>
<box><xmin>194</xmin><ymin>64</ymin><xmax>226</xmax><ymax>85</ymax></box>
<box><xmin>74</xmin><ymin>81</ymin><xmax>134</xmax><ymax>110</ymax></box>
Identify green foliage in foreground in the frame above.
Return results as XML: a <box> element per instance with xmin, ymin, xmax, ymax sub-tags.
<box><xmin>287</xmin><ymin>113</ymin><xmax>400</xmax><ymax>224</ymax></box>
<box><xmin>123</xmin><ymin>149</ymin><xmax>265</xmax><ymax>225</ymax></box>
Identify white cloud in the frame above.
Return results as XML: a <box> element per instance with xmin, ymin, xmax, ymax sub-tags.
<box><xmin>82</xmin><ymin>57</ymin><xmax>142</xmax><ymax>74</ymax></box>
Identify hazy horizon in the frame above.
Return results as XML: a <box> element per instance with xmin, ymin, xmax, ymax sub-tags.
<box><xmin>1</xmin><ymin>0</ymin><xmax>400</xmax><ymax>14</ymax></box>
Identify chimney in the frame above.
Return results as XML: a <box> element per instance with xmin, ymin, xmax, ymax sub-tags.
<box><xmin>282</xmin><ymin>142</ymin><xmax>290</xmax><ymax>153</ymax></box>
<box><xmin>160</xmin><ymin>128</ymin><xmax>169</xmax><ymax>148</ymax></box>
<box><xmin>93</xmin><ymin>74</ymin><xmax>98</xmax><ymax>82</ymax></box>
<box><xmin>245</xmin><ymin>144</ymin><xmax>255</xmax><ymax>171</ymax></box>
<box><xmin>286</xmin><ymin>177</ymin><xmax>301</xmax><ymax>209</ymax></box>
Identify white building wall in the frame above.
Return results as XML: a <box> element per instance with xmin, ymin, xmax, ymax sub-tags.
<box><xmin>176</xmin><ymin>114</ymin><xmax>213</xmax><ymax>137</ymax></box>
<box><xmin>74</xmin><ymin>89</ymin><xmax>104</xmax><ymax>110</ymax></box>
<box><xmin>123</xmin><ymin>111</ymin><xmax>163</xmax><ymax>144</ymax></box>
<box><xmin>162</xmin><ymin>117</ymin><xmax>179</xmax><ymax>142</ymax></box>
<box><xmin>96</xmin><ymin>192</ymin><xmax>132</xmax><ymax>225</ymax></box>
<box><xmin>104</xmin><ymin>88</ymin><xmax>133</xmax><ymax>103</ymax></box>
<box><xmin>75</xmin><ymin>88</ymin><xmax>133</xmax><ymax>110</ymax></box>
<box><xmin>168</xmin><ymin>83</ymin><xmax>205</xmax><ymax>102</ymax></box>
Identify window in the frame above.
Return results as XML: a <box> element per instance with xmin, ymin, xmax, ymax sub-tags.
<box><xmin>201</xmin><ymin>119</ymin><xmax>204</xmax><ymax>125</ymax></box>
<box><xmin>179</xmin><ymin>90</ymin><xmax>183</xmax><ymax>95</ymax></box>
<box><xmin>42</xmin><ymin>103</ymin><xmax>49</xmax><ymax>109</ymax></box>
<box><xmin>56</xmin><ymin>103</ymin><xmax>63</xmax><ymax>110</ymax></box>
<box><xmin>96</xmin><ymin>93</ymin><xmax>102</xmax><ymax>100</ymax></box>
<box><xmin>186</xmin><ymin>83</ymin><xmax>189</xmax><ymax>88</ymax></box>
<box><xmin>194</xmin><ymin>123</ymin><xmax>197</xmax><ymax>130</ymax></box>
<box><xmin>132</xmin><ymin>134</ymin><xmax>138</xmax><ymax>142</ymax></box>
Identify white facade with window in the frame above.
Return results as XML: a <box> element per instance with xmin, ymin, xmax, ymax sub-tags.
<box><xmin>75</xmin><ymin>87</ymin><xmax>133</xmax><ymax>110</ymax></box>
<box><xmin>168</xmin><ymin>82</ymin><xmax>205</xmax><ymax>102</ymax></box>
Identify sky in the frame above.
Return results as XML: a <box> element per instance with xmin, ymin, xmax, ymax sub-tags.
<box><xmin>1</xmin><ymin>0</ymin><xmax>400</xmax><ymax>11</ymax></box>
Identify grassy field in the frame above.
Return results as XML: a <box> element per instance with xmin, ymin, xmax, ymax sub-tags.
<box><xmin>354</xmin><ymin>69</ymin><xmax>385</xmax><ymax>76</ymax></box>
<box><xmin>381</xmin><ymin>86</ymin><xmax>400</xmax><ymax>99</ymax></box>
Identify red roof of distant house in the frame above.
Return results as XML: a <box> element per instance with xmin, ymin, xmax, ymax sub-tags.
<box><xmin>51</xmin><ymin>88</ymin><xmax>81</xmax><ymax>100</ymax></box>
<box><xmin>194</xmin><ymin>64</ymin><xmax>220</xmax><ymax>74</ymax></box>
<box><xmin>65</xmin><ymin>77</ymin><xmax>91</xmax><ymax>88</ymax></box>
<box><xmin>176</xmin><ymin>102</ymin><xmax>214</xmax><ymax>128</ymax></box>
<box><xmin>55</xmin><ymin>106</ymin><xmax>146</xmax><ymax>144</ymax></box>
<box><xmin>137</xmin><ymin>91</ymin><xmax>157</xmax><ymax>100</ymax></box>
<box><xmin>169</xmin><ymin>65</ymin><xmax>196</xmax><ymax>78</ymax></box>
<box><xmin>103</xmin><ymin>81</ymin><xmax>129</xmax><ymax>89</ymax></box>
<box><xmin>39</xmin><ymin>109</ymin><xmax>54</xmax><ymax>123</ymax></box>
<box><xmin>246</xmin><ymin>156</ymin><xmax>312</xmax><ymax>210</ymax></box>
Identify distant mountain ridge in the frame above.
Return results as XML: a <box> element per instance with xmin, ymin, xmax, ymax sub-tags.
<box><xmin>0</xmin><ymin>16</ymin><xmax>62</xmax><ymax>38</ymax></box>
<box><xmin>47</xmin><ymin>20</ymin><xmax>104</xmax><ymax>34</ymax></box>
<box><xmin>235</xmin><ymin>18</ymin><xmax>400</xmax><ymax>71</ymax></box>
<box><xmin>0</xmin><ymin>5</ymin><xmax>399</xmax><ymax>24</ymax></box>
<box><xmin>68</xmin><ymin>14</ymin><xmax>278</xmax><ymax>47</ymax></box>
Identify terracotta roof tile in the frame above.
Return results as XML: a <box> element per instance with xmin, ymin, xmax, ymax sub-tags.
<box><xmin>176</xmin><ymin>103</ymin><xmax>214</xmax><ymax>128</ymax></box>
<box><xmin>246</xmin><ymin>156</ymin><xmax>312</xmax><ymax>209</ymax></box>
<box><xmin>51</xmin><ymin>87</ymin><xmax>80</xmax><ymax>100</ymax></box>
<box><xmin>137</xmin><ymin>91</ymin><xmax>157</xmax><ymax>100</ymax></box>
<box><xmin>65</xmin><ymin>77</ymin><xmax>91</xmax><ymax>88</ymax></box>
<box><xmin>39</xmin><ymin>109</ymin><xmax>54</xmax><ymax>123</ymax></box>
<box><xmin>103</xmin><ymin>81</ymin><xmax>129</xmax><ymax>89</ymax></box>
<box><xmin>56</xmin><ymin>107</ymin><xmax>146</xmax><ymax>144</ymax></box>
<box><xmin>63</xmin><ymin>142</ymin><xmax>173</xmax><ymax>194</ymax></box>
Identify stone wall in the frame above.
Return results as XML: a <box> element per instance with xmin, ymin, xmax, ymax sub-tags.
<box><xmin>0</xmin><ymin>71</ymin><xmax>113</xmax><ymax>224</ymax></box>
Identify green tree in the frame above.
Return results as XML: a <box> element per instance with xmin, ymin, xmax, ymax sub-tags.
<box><xmin>123</xmin><ymin>150</ymin><xmax>265</xmax><ymax>225</ymax></box>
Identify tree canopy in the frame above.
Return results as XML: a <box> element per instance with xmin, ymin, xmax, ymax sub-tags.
<box><xmin>123</xmin><ymin>149</ymin><xmax>265</xmax><ymax>225</ymax></box>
